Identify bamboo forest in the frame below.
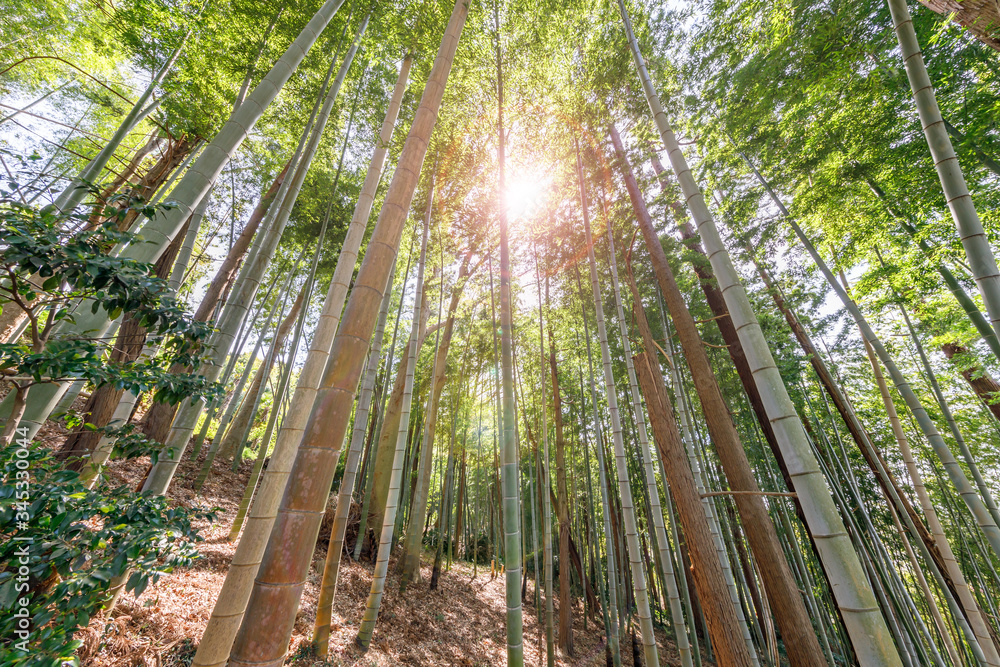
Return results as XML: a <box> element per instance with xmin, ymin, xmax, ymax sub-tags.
<box><xmin>6</xmin><ymin>0</ymin><xmax>1000</xmax><ymax>664</ymax></box>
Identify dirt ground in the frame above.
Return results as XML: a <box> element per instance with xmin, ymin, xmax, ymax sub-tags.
<box><xmin>40</xmin><ymin>402</ymin><xmax>701</xmax><ymax>667</ymax></box>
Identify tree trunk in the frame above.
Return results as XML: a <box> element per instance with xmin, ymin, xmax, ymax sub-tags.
<box><xmin>862</xmin><ymin>325</ymin><xmax>1000</xmax><ymax>664</ymax></box>
<box><xmin>634</xmin><ymin>351</ymin><xmax>754</xmax><ymax>667</ymax></box>
<box><xmin>355</xmin><ymin>204</ymin><xmax>430</xmax><ymax>650</ymax></box>
<box><xmin>56</xmin><ymin>221</ymin><xmax>188</xmax><ymax>468</ymax></box>
<box><xmin>430</xmin><ymin>395</ymin><xmax>460</xmax><ymax>589</ymax></box>
<box><xmin>575</xmin><ymin>264</ymin><xmax>623</xmax><ymax>667</ymax></box>
<box><xmin>110</xmin><ymin>135</ymin><xmax>198</xmax><ymax>233</ymax></box>
<box><xmin>399</xmin><ymin>253</ymin><xmax>475</xmax><ymax>585</ymax></box>
<box><xmin>531</xmin><ymin>249</ymin><xmax>556</xmax><ymax>666</ymax></box>
<box><xmin>142</xmin><ymin>17</ymin><xmax>366</xmax><ymax>497</ymax></box>
<box><xmin>313</xmin><ymin>254</ymin><xmax>397</xmax><ymax>655</ymax></box>
<box><xmin>548</xmin><ymin>329</ymin><xmax>574</xmax><ymax>656</ymax></box>
<box><xmin>86</xmin><ymin>131</ymin><xmax>161</xmax><ymax>229</ymax></box>
<box><xmin>615</xmin><ymin>3</ymin><xmax>901</xmax><ymax>661</ymax></box>
<box><xmin>942</xmin><ymin>342</ymin><xmax>1000</xmax><ymax>423</ymax></box>
<box><xmin>227</xmin><ymin>4</ymin><xmax>469</xmax><ymax>664</ymax></box>
<box><xmin>454</xmin><ymin>448</ymin><xmax>467</xmax><ymax>557</ymax></box>
<box><xmin>494</xmin><ymin>8</ymin><xmax>524</xmax><ymax>662</ymax></box>
<box><xmin>887</xmin><ymin>0</ymin><xmax>1000</xmax><ymax>339</ymax></box>
<box><xmin>577</xmin><ymin>140</ymin><xmax>658</xmax><ymax>667</ymax></box>
<box><xmin>191</xmin><ymin>50</ymin><xmax>411</xmax><ymax>667</ymax></box>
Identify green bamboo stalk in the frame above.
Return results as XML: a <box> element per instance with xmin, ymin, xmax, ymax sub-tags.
<box><xmin>79</xmin><ymin>208</ymin><xmax>205</xmax><ymax>487</ymax></box>
<box><xmin>431</xmin><ymin>393</ymin><xmax>461</xmax><ymax>586</ymax></box>
<box><xmin>144</xmin><ymin>16</ymin><xmax>367</xmax><ymax>496</ymax></box>
<box><xmin>670</xmin><ymin>339</ymin><xmax>760</xmax><ymax>666</ymax></box>
<box><xmin>228</xmin><ymin>1</ymin><xmax>469</xmax><ymax>656</ymax></box>
<box><xmin>400</xmin><ymin>195</ymin><xmax>447</xmax><ymax>591</ymax></box>
<box><xmin>189</xmin><ymin>268</ymin><xmax>277</xmax><ymax>460</ymax></box>
<box><xmin>885</xmin><ymin>0</ymin><xmax>1000</xmax><ymax>343</ymax></box>
<box><xmin>192</xmin><ymin>259</ymin><xmax>299</xmax><ymax>492</ymax></box>
<box><xmin>576</xmin><ymin>266</ymin><xmax>623</xmax><ymax>667</ymax></box>
<box><xmin>895</xmin><ymin>299</ymin><xmax>1000</xmax><ymax>532</ymax></box>
<box><xmin>606</xmin><ymin>220</ymin><xmax>693</xmax><ymax>666</ymax></box>
<box><xmin>227</xmin><ymin>218</ymin><xmax>329</xmax><ymax>539</ymax></box>
<box><xmin>533</xmin><ymin>245</ymin><xmax>556</xmax><ymax>665</ymax></box>
<box><xmin>616</xmin><ymin>2</ymin><xmax>901</xmax><ymax>660</ymax></box>
<box><xmin>495</xmin><ymin>14</ymin><xmax>523</xmax><ymax>660</ymax></box>
<box><xmin>355</xmin><ymin>208</ymin><xmax>430</xmax><ymax>651</ymax></box>
<box><xmin>577</xmin><ymin>141</ymin><xmax>658</xmax><ymax>667</ymax></box>
<box><xmin>190</xmin><ymin>50</ymin><xmax>412</xmax><ymax>667</ymax></box>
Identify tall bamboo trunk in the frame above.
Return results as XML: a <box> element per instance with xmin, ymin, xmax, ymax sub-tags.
<box><xmin>227</xmin><ymin>4</ymin><xmax>470</xmax><ymax>664</ymax></box>
<box><xmin>355</xmin><ymin>204</ymin><xmax>430</xmax><ymax>650</ymax></box>
<box><xmin>494</xmin><ymin>10</ymin><xmax>524</xmax><ymax>662</ymax></box>
<box><xmin>399</xmin><ymin>253</ymin><xmax>473</xmax><ymax>585</ymax></box>
<box><xmin>56</xmin><ymin>222</ymin><xmax>189</xmax><ymax>468</ymax></box>
<box><xmin>534</xmin><ymin>249</ymin><xmax>556</xmax><ymax>665</ymax></box>
<box><xmin>313</xmin><ymin>254</ymin><xmax>397</xmax><ymax>655</ymax></box>
<box><xmin>189</xmin><ymin>50</ymin><xmax>412</xmax><ymax>667</ymax></box>
<box><xmin>578</xmin><ymin>368</ymin><xmax>619</xmax><ymax>667</ymax></box>
<box><xmin>139</xmin><ymin>161</ymin><xmax>290</xmax><ymax>445</ymax></box>
<box><xmin>648</xmin><ymin>153</ymin><xmax>807</xmax><ymax>510</ymax></box>
<box><xmin>431</xmin><ymin>404</ymin><xmax>460</xmax><ymax>587</ymax></box>
<box><xmin>379</xmin><ymin>255</ymin><xmax>475</xmax><ymax>547</ymax></box>
<box><xmin>78</xmin><ymin>213</ymin><xmax>203</xmax><ymax>488</ymax></box>
<box><xmin>454</xmin><ymin>448</ymin><xmax>467</xmax><ymax>559</ymax></box>
<box><xmin>856</xmin><ymin>295</ymin><xmax>1000</xmax><ymax>664</ymax></box>
<box><xmin>575</xmin><ymin>264</ymin><xmax>623</xmax><ymax>667</ymax></box>
<box><xmin>315</xmin><ymin>246</ymin><xmax>430</xmax><ymax>658</ymax></box>
<box><xmin>886</xmin><ymin>0</ymin><xmax>1000</xmax><ymax>341</ymax></box>
<box><xmin>142</xmin><ymin>17</ymin><xmax>368</xmax><ymax>497</ymax></box>
<box><xmin>549</xmin><ymin>328</ymin><xmax>574</xmax><ymax>656</ymax></box>
<box><xmin>615</xmin><ymin>3</ymin><xmax>901</xmax><ymax>662</ymax></box>
<box><xmin>577</xmin><ymin>140</ymin><xmax>658</xmax><ymax>667</ymax></box>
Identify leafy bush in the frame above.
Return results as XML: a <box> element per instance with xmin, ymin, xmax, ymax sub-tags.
<box><xmin>0</xmin><ymin>189</ymin><xmax>220</xmax><ymax>398</ymax></box>
<box><xmin>0</xmin><ymin>441</ymin><xmax>215</xmax><ymax>666</ymax></box>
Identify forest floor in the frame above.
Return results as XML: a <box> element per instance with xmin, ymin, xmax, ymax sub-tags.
<box><xmin>39</xmin><ymin>404</ymin><xmax>701</xmax><ymax>667</ymax></box>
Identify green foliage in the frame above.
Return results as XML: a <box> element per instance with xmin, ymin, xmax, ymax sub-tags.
<box><xmin>0</xmin><ymin>441</ymin><xmax>215</xmax><ymax>666</ymax></box>
<box><xmin>0</xmin><ymin>186</ymin><xmax>222</xmax><ymax>407</ymax></box>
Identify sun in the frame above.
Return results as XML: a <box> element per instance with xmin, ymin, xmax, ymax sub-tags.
<box><xmin>505</xmin><ymin>170</ymin><xmax>551</xmax><ymax>220</ymax></box>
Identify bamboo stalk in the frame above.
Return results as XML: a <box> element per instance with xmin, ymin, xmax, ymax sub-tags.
<box><xmin>355</xmin><ymin>210</ymin><xmax>429</xmax><ymax>650</ymax></box>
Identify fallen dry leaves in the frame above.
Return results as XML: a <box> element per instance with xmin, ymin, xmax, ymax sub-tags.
<box><xmin>39</xmin><ymin>405</ymin><xmax>704</xmax><ymax>667</ymax></box>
